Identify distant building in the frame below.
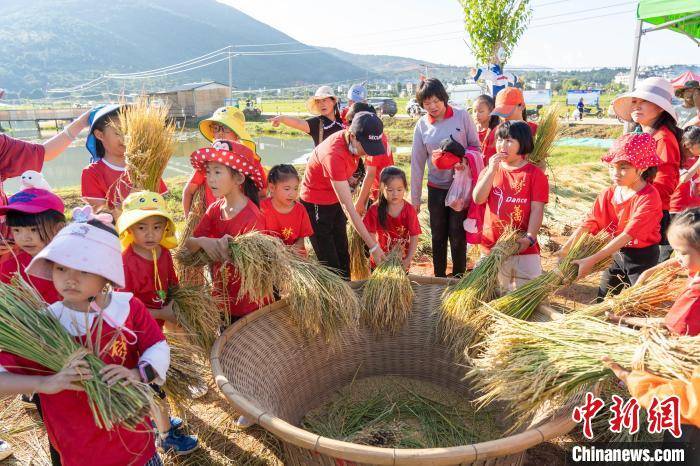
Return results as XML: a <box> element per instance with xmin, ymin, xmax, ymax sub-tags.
<box><xmin>147</xmin><ymin>81</ymin><xmax>229</xmax><ymax>119</ymax></box>
<box><xmin>614</xmin><ymin>73</ymin><xmax>631</xmax><ymax>87</ymax></box>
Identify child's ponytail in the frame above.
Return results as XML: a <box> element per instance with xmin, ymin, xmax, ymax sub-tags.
<box><xmin>243</xmin><ymin>177</ymin><xmax>260</xmax><ymax>207</ymax></box>
<box><xmin>669</xmin><ymin>206</ymin><xmax>700</xmax><ymax>248</ymax></box>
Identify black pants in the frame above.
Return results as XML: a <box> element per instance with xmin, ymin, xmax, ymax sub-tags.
<box><xmin>596</xmin><ymin>245</ymin><xmax>660</xmax><ymax>301</ymax></box>
<box><xmin>427</xmin><ymin>185</ymin><xmax>467</xmax><ymax>277</ymax></box>
<box><xmin>658</xmin><ymin>210</ymin><xmax>673</xmax><ymax>263</ymax></box>
<box><xmin>663</xmin><ymin>425</ymin><xmax>700</xmax><ymax>465</ymax></box>
<box><xmin>302</xmin><ymin>200</ymin><xmax>350</xmax><ymax>279</ymax></box>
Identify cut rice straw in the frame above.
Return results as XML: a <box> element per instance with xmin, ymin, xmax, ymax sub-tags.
<box><xmin>574</xmin><ymin>264</ymin><xmax>682</xmax><ymax>318</ymax></box>
<box><xmin>439</xmin><ymin>227</ymin><xmax>522</xmax><ymax>352</ymax></box>
<box><xmin>174</xmin><ymin>185</ymin><xmax>208</xmax><ymax>285</ymax></box>
<box><xmin>528</xmin><ymin>104</ymin><xmax>561</xmax><ymax>165</ymax></box>
<box><xmin>168</xmin><ymin>285</ymin><xmax>222</xmax><ymax>353</ymax></box>
<box><xmin>348</xmin><ymin>223</ymin><xmax>370</xmax><ymax>281</ymax></box>
<box><xmin>466</xmin><ymin>312</ymin><xmax>700</xmax><ymax>431</ymax></box>
<box><xmin>461</xmin><ymin>231</ymin><xmax>611</xmax><ymax>352</ymax></box>
<box><xmin>361</xmin><ymin>245</ymin><xmax>414</xmax><ymax>335</ymax></box>
<box><xmin>283</xmin><ymin>253</ymin><xmax>359</xmax><ymax>343</ymax></box>
<box><xmin>118</xmin><ymin>97</ymin><xmax>176</xmax><ymax>193</ymax></box>
<box><xmin>163</xmin><ymin>335</ymin><xmax>210</xmax><ymax>408</ymax></box>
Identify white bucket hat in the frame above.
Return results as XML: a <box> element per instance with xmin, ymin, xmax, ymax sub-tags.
<box><xmin>612</xmin><ymin>77</ymin><xmax>678</xmax><ymax>123</ymax></box>
<box><xmin>26</xmin><ymin>207</ymin><xmax>125</xmax><ymax>288</ymax></box>
<box><xmin>306</xmin><ymin>85</ymin><xmax>337</xmax><ymax>115</ymax></box>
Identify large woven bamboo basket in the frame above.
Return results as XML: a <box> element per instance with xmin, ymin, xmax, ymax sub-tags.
<box><xmin>211</xmin><ymin>275</ymin><xmax>578</xmax><ymax>465</ymax></box>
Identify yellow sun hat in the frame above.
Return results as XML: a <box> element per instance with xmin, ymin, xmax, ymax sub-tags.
<box><xmin>199</xmin><ymin>106</ymin><xmax>259</xmax><ymax>159</ymax></box>
<box><xmin>116</xmin><ymin>191</ymin><xmax>177</xmax><ymax>251</ymax></box>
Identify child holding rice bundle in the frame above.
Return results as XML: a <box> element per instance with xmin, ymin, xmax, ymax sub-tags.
<box><xmin>81</xmin><ymin>105</ymin><xmax>167</xmax><ymax>215</ymax></box>
<box><xmin>560</xmin><ymin>133</ymin><xmax>663</xmax><ymax>300</ymax></box>
<box><xmin>260</xmin><ymin>164</ymin><xmax>313</xmax><ymax>254</ymax></box>
<box><xmin>0</xmin><ymin>208</ymin><xmax>170</xmax><ymax>466</ymax></box>
<box><xmin>472</xmin><ymin>120</ymin><xmax>549</xmax><ymax>292</ymax></box>
<box><xmin>115</xmin><ymin>191</ymin><xmax>198</xmax><ymax>456</ymax></box>
<box><xmin>363</xmin><ymin>166</ymin><xmax>421</xmax><ymax>271</ymax></box>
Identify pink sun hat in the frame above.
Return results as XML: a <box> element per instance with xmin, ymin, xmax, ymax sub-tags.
<box><xmin>602</xmin><ymin>133</ymin><xmax>662</xmax><ymax>169</ymax></box>
<box><xmin>0</xmin><ymin>188</ymin><xmax>64</xmax><ymax>215</ymax></box>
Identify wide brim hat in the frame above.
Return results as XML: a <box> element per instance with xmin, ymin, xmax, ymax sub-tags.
<box><xmin>86</xmin><ymin>104</ymin><xmax>124</xmax><ymax>162</ymax></box>
<box><xmin>115</xmin><ymin>191</ymin><xmax>177</xmax><ymax>250</ymax></box>
<box><xmin>602</xmin><ymin>132</ymin><xmax>663</xmax><ymax>169</ymax></box>
<box><xmin>26</xmin><ymin>221</ymin><xmax>125</xmax><ymax>288</ymax></box>
<box><xmin>198</xmin><ymin>106</ymin><xmax>258</xmax><ymax>158</ymax></box>
<box><xmin>675</xmin><ymin>80</ymin><xmax>700</xmax><ymax>97</ymax></box>
<box><xmin>190</xmin><ymin>141</ymin><xmax>266</xmax><ymax>191</ymax></box>
<box><xmin>612</xmin><ymin>77</ymin><xmax>678</xmax><ymax>123</ymax></box>
<box><xmin>306</xmin><ymin>85</ymin><xmax>337</xmax><ymax>115</ymax></box>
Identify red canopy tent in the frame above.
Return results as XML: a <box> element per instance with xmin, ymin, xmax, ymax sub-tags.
<box><xmin>671</xmin><ymin>70</ymin><xmax>700</xmax><ymax>88</ymax></box>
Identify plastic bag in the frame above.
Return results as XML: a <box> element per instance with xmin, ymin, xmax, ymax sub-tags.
<box><xmin>445</xmin><ymin>167</ymin><xmax>472</xmax><ymax>212</ymax></box>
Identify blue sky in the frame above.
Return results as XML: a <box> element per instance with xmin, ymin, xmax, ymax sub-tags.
<box><xmin>221</xmin><ymin>0</ymin><xmax>699</xmax><ymax>69</ymax></box>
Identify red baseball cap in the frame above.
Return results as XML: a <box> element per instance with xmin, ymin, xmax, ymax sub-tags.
<box><xmin>0</xmin><ymin>188</ymin><xmax>65</xmax><ymax>215</ymax></box>
<box><xmin>602</xmin><ymin>133</ymin><xmax>662</xmax><ymax>169</ymax></box>
<box><xmin>431</xmin><ymin>151</ymin><xmax>462</xmax><ymax>170</ymax></box>
<box><xmin>492</xmin><ymin>87</ymin><xmax>525</xmax><ymax>118</ymax></box>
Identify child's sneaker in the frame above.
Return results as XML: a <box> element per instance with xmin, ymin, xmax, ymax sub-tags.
<box><xmin>169</xmin><ymin>416</ymin><xmax>184</xmax><ymax>432</ymax></box>
<box><xmin>159</xmin><ymin>430</ymin><xmax>198</xmax><ymax>456</ymax></box>
<box><xmin>235</xmin><ymin>415</ymin><xmax>255</xmax><ymax>429</ymax></box>
<box><xmin>0</xmin><ymin>440</ymin><xmax>13</xmax><ymax>461</ymax></box>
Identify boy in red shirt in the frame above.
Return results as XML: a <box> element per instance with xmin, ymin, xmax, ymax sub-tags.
<box><xmin>81</xmin><ymin>105</ymin><xmax>167</xmax><ymax>215</ymax></box>
<box><xmin>114</xmin><ymin>191</ymin><xmax>198</xmax><ymax>455</ymax></box>
<box><xmin>260</xmin><ymin>164</ymin><xmax>313</xmax><ymax>254</ymax></box>
<box><xmin>363</xmin><ymin>166</ymin><xmax>421</xmax><ymax>270</ymax></box>
<box><xmin>473</xmin><ymin>121</ymin><xmax>549</xmax><ymax>292</ymax></box>
<box><xmin>561</xmin><ymin>133</ymin><xmax>663</xmax><ymax>300</ymax></box>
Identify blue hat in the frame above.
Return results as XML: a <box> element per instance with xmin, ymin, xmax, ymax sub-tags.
<box><xmin>347</xmin><ymin>84</ymin><xmax>367</xmax><ymax>103</ymax></box>
<box><xmin>85</xmin><ymin>104</ymin><xmax>123</xmax><ymax>162</ymax></box>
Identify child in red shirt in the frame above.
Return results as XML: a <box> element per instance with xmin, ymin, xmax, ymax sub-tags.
<box><xmin>561</xmin><ymin>133</ymin><xmax>663</xmax><ymax>301</ymax></box>
<box><xmin>473</xmin><ymin>121</ymin><xmax>549</xmax><ymax>292</ymax></box>
<box><xmin>0</xmin><ymin>187</ymin><xmax>64</xmax><ymax>304</ymax></box>
<box><xmin>115</xmin><ymin>191</ymin><xmax>198</xmax><ymax>455</ymax></box>
<box><xmin>1</xmin><ymin>213</ymin><xmax>170</xmax><ymax>466</ymax></box>
<box><xmin>363</xmin><ymin>166</ymin><xmax>421</xmax><ymax>270</ymax></box>
<box><xmin>81</xmin><ymin>105</ymin><xmax>167</xmax><ymax>214</ymax></box>
<box><xmin>473</xmin><ymin>94</ymin><xmax>500</xmax><ymax>165</ymax></box>
<box><xmin>260</xmin><ymin>164</ymin><xmax>313</xmax><ymax>254</ymax></box>
<box><xmin>670</xmin><ymin>127</ymin><xmax>700</xmax><ymax>217</ymax></box>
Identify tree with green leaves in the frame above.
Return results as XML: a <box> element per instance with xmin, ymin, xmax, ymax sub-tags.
<box><xmin>459</xmin><ymin>0</ymin><xmax>532</xmax><ymax>66</ymax></box>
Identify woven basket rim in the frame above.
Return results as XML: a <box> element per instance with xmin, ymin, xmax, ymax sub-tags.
<box><xmin>211</xmin><ymin>274</ymin><xmax>577</xmax><ymax>465</ymax></box>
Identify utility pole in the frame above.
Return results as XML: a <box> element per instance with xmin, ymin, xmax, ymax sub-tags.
<box><xmin>228</xmin><ymin>46</ymin><xmax>233</xmax><ymax>104</ymax></box>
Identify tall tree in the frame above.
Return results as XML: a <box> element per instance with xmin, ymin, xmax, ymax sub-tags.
<box><xmin>459</xmin><ymin>0</ymin><xmax>532</xmax><ymax>66</ymax></box>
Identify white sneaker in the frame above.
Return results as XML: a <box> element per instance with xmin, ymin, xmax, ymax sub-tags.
<box><xmin>0</xmin><ymin>440</ymin><xmax>13</xmax><ymax>461</ymax></box>
<box><xmin>235</xmin><ymin>415</ymin><xmax>255</xmax><ymax>429</ymax></box>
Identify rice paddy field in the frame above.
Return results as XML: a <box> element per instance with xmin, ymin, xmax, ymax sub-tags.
<box><xmin>2</xmin><ymin>122</ymin><xmax>651</xmax><ymax>466</ymax></box>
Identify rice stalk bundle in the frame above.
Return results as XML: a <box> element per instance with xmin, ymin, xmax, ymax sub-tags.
<box><xmin>574</xmin><ymin>265</ymin><xmax>682</xmax><ymax>318</ymax></box>
<box><xmin>463</xmin><ymin>232</ymin><xmax>611</xmax><ymax>350</ymax></box>
<box><xmin>118</xmin><ymin>98</ymin><xmax>176</xmax><ymax>192</ymax></box>
<box><xmin>163</xmin><ymin>336</ymin><xmax>210</xmax><ymax>407</ymax></box>
<box><xmin>348</xmin><ymin>223</ymin><xmax>370</xmax><ymax>281</ymax></box>
<box><xmin>174</xmin><ymin>185</ymin><xmax>208</xmax><ymax>285</ymax></box>
<box><xmin>360</xmin><ymin>245</ymin><xmax>414</xmax><ymax>334</ymax></box>
<box><xmin>439</xmin><ymin>227</ymin><xmax>522</xmax><ymax>351</ymax></box>
<box><xmin>528</xmin><ymin>104</ymin><xmax>561</xmax><ymax>165</ymax></box>
<box><xmin>168</xmin><ymin>285</ymin><xmax>222</xmax><ymax>353</ymax></box>
<box><xmin>0</xmin><ymin>282</ymin><xmax>153</xmax><ymax>430</ymax></box>
<box><xmin>283</xmin><ymin>253</ymin><xmax>359</xmax><ymax>342</ymax></box>
<box><xmin>466</xmin><ymin>312</ymin><xmax>700</xmax><ymax>431</ymax></box>
<box><xmin>415</xmin><ymin>209</ymin><xmax>432</xmax><ymax>260</ymax></box>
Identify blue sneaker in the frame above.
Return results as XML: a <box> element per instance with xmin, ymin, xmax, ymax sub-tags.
<box><xmin>159</xmin><ymin>430</ymin><xmax>198</xmax><ymax>456</ymax></box>
<box><xmin>169</xmin><ymin>416</ymin><xmax>184</xmax><ymax>432</ymax></box>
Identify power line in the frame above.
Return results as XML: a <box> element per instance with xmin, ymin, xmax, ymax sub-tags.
<box><xmin>534</xmin><ymin>1</ymin><xmax>636</xmax><ymax>21</ymax></box>
<box><xmin>529</xmin><ymin>9</ymin><xmax>635</xmax><ymax>28</ymax></box>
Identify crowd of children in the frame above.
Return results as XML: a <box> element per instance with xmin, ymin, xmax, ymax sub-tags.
<box><xmin>1</xmin><ymin>72</ymin><xmax>700</xmax><ymax>463</ymax></box>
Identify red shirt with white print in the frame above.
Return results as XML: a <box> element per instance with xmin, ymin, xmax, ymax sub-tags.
<box><xmin>363</xmin><ymin>201</ymin><xmax>421</xmax><ymax>258</ymax></box>
<box><xmin>0</xmin><ymin>294</ymin><xmax>165</xmax><ymax>466</ymax></box>
<box><xmin>665</xmin><ymin>276</ymin><xmax>700</xmax><ymax>336</ymax></box>
<box><xmin>300</xmin><ymin>130</ymin><xmax>359</xmax><ymax>205</ymax></box>
<box><xmin>0</xmin><ymin>250</ymin><xmax>61</xmax><ymax>304</ymax></box>
<box><xmin>365</xmin><ymin>133</ymin><xmax>394</xmax><ymax>201</ymax></box>
<box><xmin>193</xmin><ymin>198</ymin><xmax>269</xmax><ymax>316</ymax></box>
<box><xmin>260</xmin><ymin>198</ymin><xmax>313</xmax><ymax>246</ymax></box>
<box><xmin>481</xmin><ymin>162</ymin><xmax>549</xmax><ymax>255</ymax></box>
<box><xmin>81</xmin><ymin>159</ymin><xmax>167</xmax><ymax>209</ymax></box>
<box><xmin>118</xmin><ymin>245</ymin><xmax>179</xmax><ymax>329</ymax></box>
<box><xmin>582</xmin><ymin>184</ymin><xmax>662</xmax><ymax>248</ymax></box>
<box><xmin>670</xmin><ymin>156</ymin><xmax>700</xmax><ymax>213</ymax></box>
<box><xmin>651</xmin><ymin>126</ymin><xmax>681</xmax><ymax>211</ymax></box>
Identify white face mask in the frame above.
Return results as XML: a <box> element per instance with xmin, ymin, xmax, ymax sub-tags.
<box><xmin>347</xmin><ymin>136</ymin><xmax>359</xmax><ymax>155</ymax></box>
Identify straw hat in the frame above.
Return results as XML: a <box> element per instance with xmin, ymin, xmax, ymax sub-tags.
<box><xmin>199</xmin><ymin>106</ymin><xmax>258</xmax><ymax>158</ymax></box>
<box><xmin>306</xmin><ymin>85</ymin><xmax>337</xmax><ymax>115</ymax></box>
<box><xmin>612</xmin><ymin>77</ymin><xmax>678</xmax><ymax>123</ymax></box>
<box><xmin>115</xmin><ymin>191</ymin><xmax>177</xmax><ymax>251</ymax></box>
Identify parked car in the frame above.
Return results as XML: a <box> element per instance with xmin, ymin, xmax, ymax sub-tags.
<box><xmin>368</xmin><ymin>97</ymin><xmax>398</xmax><ymax>117</ymax></box>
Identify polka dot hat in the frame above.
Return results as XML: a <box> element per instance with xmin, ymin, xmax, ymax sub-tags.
<box><xmin>602</xmin><ymin>132</ymin><xmax>662</xmax><ymax>169</ymax></box>
<box><xmin>190</xmin><ymin>140</ymin><xmax>266</xmax><ymax>191</ymax></box>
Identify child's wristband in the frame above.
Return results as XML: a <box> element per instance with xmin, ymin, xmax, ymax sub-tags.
<box><xmin>525</xmin><ymin>233</ymin><xmax>536</xmax><ymax>247</ymax></box>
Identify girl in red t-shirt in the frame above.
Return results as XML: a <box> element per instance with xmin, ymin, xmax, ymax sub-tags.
<box><xmin>260</xmin><ymin>164</ymin><xmax>313</xmax><ymax>254</ymax></box>
<box><xmin>671</xmin><ymin>127</ymin><xmax>700</xmax><ymax>216</ymax></box>
<box><xmin>473</xmin><ymin>94</ymin><xmax>500</xmax><ymax>165</ymax></box>
<box><xmin>562</xmin><ymin>133</ymin><xmax>663</xmax><ymax>301</ymax></box>
<box><xmin>1</xmin><ymin>215</ymin><xmax>169</xmax><ymax>466</ymax></box>
<box><xmin>363</xmin><ymin>166</ymin><xmax>422</xmax><ymax>271</ymax></box>
<box><xmin>473</xmin><ymin>121</ymin><xmax>549</xmax><ymax>292</ymax></box>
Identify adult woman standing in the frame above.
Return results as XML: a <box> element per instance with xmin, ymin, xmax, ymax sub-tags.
<box><xmin>613</xmin><ymin>77</ymin><xmax>683</xmax><ymax>263</ymax></box>
<box><xmin>269</xmin><ymin>85</ymin><xmax>344</xmax><ymax>146</ymax></box>
<box><xmin>300</xmin><ymin>112</ymin><xmax>386</xmax><ymax>278</ymax></box>
<box><xmin>410</xmin><ymin>78</ymin><xmax>480</xmax><ymax>278</ymax></box>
